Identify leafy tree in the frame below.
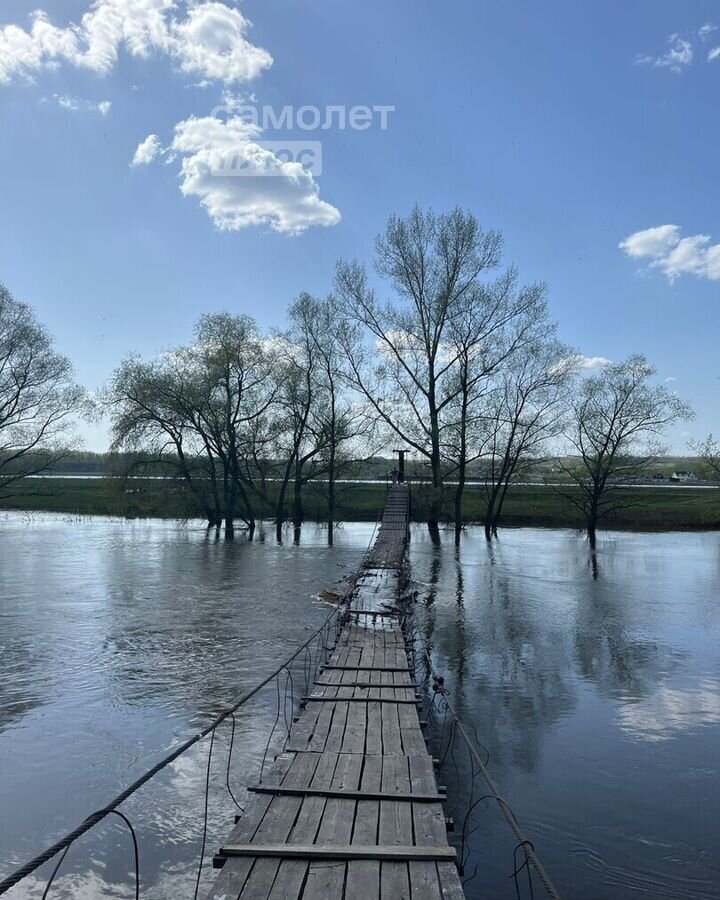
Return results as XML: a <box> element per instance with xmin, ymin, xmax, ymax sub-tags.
<box><xmin>0</xmin><ymin>284</ymin><xmax>82</xmax><ymax>496</ymax></box>
<box><xmin>559</xmin><ymin>355</ymin><xmax>693</xmax><ymax>543</ymax></box>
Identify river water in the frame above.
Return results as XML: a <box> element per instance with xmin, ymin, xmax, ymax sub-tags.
<box><xmin>1</xmin><ymin>513</ymin><xmax>719</xmax><ymax>899</ymax></box>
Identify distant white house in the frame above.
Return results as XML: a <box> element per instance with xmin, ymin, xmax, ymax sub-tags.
<box><xmin>670</xmin><ymin>471</ymin><xmax>697</xmax><ymax>483</ymax></box>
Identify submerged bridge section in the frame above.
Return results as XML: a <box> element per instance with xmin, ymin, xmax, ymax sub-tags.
<box><xmin>209</xmin><ymin>485</ymin><xmax>464</xmax><ymax>900</ymax></box>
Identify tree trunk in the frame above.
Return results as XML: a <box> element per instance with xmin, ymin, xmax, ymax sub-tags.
<box><xmin>428</xmin><ymin>378</ymin><xmax>442</xmax><ymax>529</ymax></box>
<box><xmin>453</xmin><ymin>475</ymin><xmax>465</xmax><ymax>544</ymax></box>
<box><xmin>429</xmin><ymin>453</ymin><xmax>443</xmax><ymax>530</ymax></box>
<box><xmin>483</xmin><ymin>489</ymin><xmax>497</xmax><ymax>541</ymax></box>
<box><xmin>587</xmin><ymin>490</ymin><xmax>599</xmax><ymax>547</ymax></box>
<box><xmin>327</xmin><ymin>445</ymin><xmax>336</xmax><ymax>545</ymax></box>
<box><xmin>491</xmin><ymin>478</ymin><xmax>513</xmax><ymax>535</ymax></box>
<box><xmin>292</xmin><ymin>470</ymin><xmax>304</xmax><ymax>527</ymax></box>
<box><xmin>223</xmin><ymin>467</ymin><xmax>236</xmax><ymax>540</ymax></box>
<box><xmin>275</xmin><ymin>459</ymin><xmax>294</xmax><ymax>534</ymax></box>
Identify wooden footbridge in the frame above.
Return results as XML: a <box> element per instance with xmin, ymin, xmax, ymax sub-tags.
<box><xmin>209</xmin><ymin>485</ymin><xmax>465</xmax><ymax>900</ymax></box>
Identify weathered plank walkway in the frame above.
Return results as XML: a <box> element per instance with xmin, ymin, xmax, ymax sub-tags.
<box><xmin>209</xmin><ymin>485</ymin><xmax>464</xmax><ymax>900</ymax></box>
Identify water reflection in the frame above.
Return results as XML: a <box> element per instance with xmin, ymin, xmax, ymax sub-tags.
<box><xmin>2</xmin><ymin>515</ymin><xmax>719</xmax><ymax>899</ymax></box>
<box><xmin>411</xmin><ymin>525</ymin><xmax>720</xmax><ymax>899</ymax></box>
<box><xmin>0</xmin><ymin>513</ymin><xmax>374</xmax><ymax>898</ymax></box>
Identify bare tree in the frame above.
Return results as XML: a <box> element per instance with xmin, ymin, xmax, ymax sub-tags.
<box><xmin>442</xmin><ymin>269</ymin><xmax>550</xmax><ymax>540</ymax></box>
<box><xmin>690</xmin><ymin>435</ymin><xmax>720</xmax><ymax>479</ymax></box>
<box><xmin>272</xmin><ymin>313</ymin><xmax>323</xmax><ymax>537</ymax></box>
<box><xmin>336</xmin><ymin>206</ymin><xmax>502</xmax><ymax>529</ymax></box>
<box><xmin>478</xmin><ymin>340</ymin><xmax>575</xmax><ymax>539</ymax></box>
<box><xmin>0</xmin><ymin>284</ymin><xmax>82</xmax><ymax>497</ymax></box>
<box><xmin>292</xmin><ymin>293</ymin><xmax>377</xmax><ymax>540</ymax></box>
<box><xmin>559</xmin><ymin>355</ymin><xmax>693</xmax><ymax>543</ymax></box>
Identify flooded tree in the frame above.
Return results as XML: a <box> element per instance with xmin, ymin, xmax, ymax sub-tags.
<box><xmin>442</xmin><ymin>268</ymin><xmax>552</xmax><ymax>541</ymax></box>
<box><xmin>478</xmin><ymin>338</ymin><xmax>576</xmax><ymax>540</ymax></box>
<box><xmin>109</xmin><ymin>314</ymin><xmax>279</xmax><ymax>539</ymax></box>
<box><xmin>0</xmin><ymin>284</ymin><xmax>82</xmax><ymax>497</ymax></box>
<box><xmin>335</xmin><ymin>206</ymin><xmax>503</xmax><ymax>530</ymax></box>
<box><xmin>108</xmin><ymin>354</ymin><xmax>225</xmax><ymax>527</ymax></box>
<box><xmin>559</xmin><ymin>355</ymin><xmax>693</xmax><ymax>544</ymax></box>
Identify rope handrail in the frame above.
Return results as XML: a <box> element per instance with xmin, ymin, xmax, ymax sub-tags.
<box><xmin>0</xmin><ymin>512</ymin><xmax>386</xmax><ymax>898</ymax></box>
<box><xmin>420</xmin><ymin>647</ymin><xmax>563</xmax><ymax>900</ymax></box>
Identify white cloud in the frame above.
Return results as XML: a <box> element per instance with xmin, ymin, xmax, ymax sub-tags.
<box><xmin>619</xmin><ymin>224</ymin><xmax>681</xmax><ymax>259</ymax></box>
<box><xmin>48</xmin><ymin>93</ymin><xmax>111</xmax><ymax>114</ymax></box>
<box><xmin>0</xmin><ymin>0</ymin><xmax>272</xmax><ymax>85</ymax></box>
<box><xmin>574</xmin><ymin>355</ymin><xmax>612</xmax><ymax>371</ymax></box>
<box><xmin>132</xmin><ymin>133</ymin><xmax>164</xmax><ymax>166</ymax></box>
<box><xmin>699</xmin><ymin>23</ymin><xmax>717</xmax><ymax>40</ymax></box>
<box><xmin>5</xmin><ymin>0</ymin><xmax>339</xmax><ymax>235</ymax></box>
<box><xmin>56</xmin><ymin>94</ymin><xmax>81</xmax><ymax>111</ymax></box>
<box><xmin>169</xmin><ymin>115</ymin><xmax>340</xmax><ymax>234</ymax></box>
<box><xmin>664</xmin><ymin>376</ymin><xmax>678</xmax><ymax>383</ymax></box>
<box><xmin>635</xmin><ymin>33</ymin><xmax>693</xmax><ymax>73</ymax></box>
<box><xmin>620</xmin><ymin>225</ymin><xmax>720</xmax><ymax>282</ymax></box>
<box><xmin>709</xmin><ymin>46</ymin><xmax>720</xmax><ymax>62</ymax></box>
<box><xmin>171</xmin><ymin>3</ymin><xmax>272</xmax><ymax>83</ymax></box>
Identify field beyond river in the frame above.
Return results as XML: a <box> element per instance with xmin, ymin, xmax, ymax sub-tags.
<box><xmin>1</xmin><ymin>476</ymin><xmax>719</xmax><ymax>531</ymax></box>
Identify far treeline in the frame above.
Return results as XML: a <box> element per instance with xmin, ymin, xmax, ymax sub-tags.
<box><xmin>2</xmin><ymin>207</ymin><xmax>719</xmax><ymax>541</ymax></box>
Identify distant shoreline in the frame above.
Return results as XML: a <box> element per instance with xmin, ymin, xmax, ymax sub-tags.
<box><xmin>1</xmin><ymin>477</ymin><xmax>718</xmax><ymax>532</ymax></box>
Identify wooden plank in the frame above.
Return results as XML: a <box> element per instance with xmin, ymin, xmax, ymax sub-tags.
<box><xmin>305</xmin><ymin>701</ymin><xmax>334</xmax><ymax>753</ymax></box>
<box><xmin>342</xmin><ymin>697</ymin><xmax>367</xmax><ymax>754</ymax></box>
<box><xmin>237</xmin><ymin>752</ymin><xmax>319</xmax><ymax>899</ymax></box>
<box><xmin>313</xmin><ymin>680</ymin><xmax>418</xmax><ymax>689</ymax></box>
<box><xmin>380</xmin><ymin>754</ymin><xmax>413</xmax><ymax>899</ymax></box>
<box><xmin>324</xmin><ymin>700</ymin><xmax>349</xmax><ymax>752</ymax></box>
<box><xmin>220</xmin><ymin>845</ymin><xmax>456</xmax><ymax>862</ymax></box>
<box><xmin>207</xmin><ymin>754</ymin><xmax>294</xmax><ymax>899</ymax></box>
<box><xmin>380</xmin><ymin>678</ymin><xmax>403</xmax><ymax>755</ymax></box>
<box><xmin>304</xmin><ymin>696</ymin><xmax>420</xmax><ymax>705</ymax></box>
<box><xmin>398</xmin><ymin>701</ymin><xmax>427</xmax><ymax>756</ymax></box>
<box><xmin>409</xmin><ymin>755</ymin><xmax>446</xmax><ymax>900</ymax></box>
<box><xmin>301</xmin><ymin>754</ymin><xmax>362</xmax><ymax>900</ymax></box>
<box><xmin>321</xmin><ymin>665</ymin><xmax>411</xmax><ymax>673</ymax></box>
<box><xmin>265</xmin><ymin>753</ymin><xmax>338</xmax><ymax>900</ymax></box>
<box><xmin>345</xmin><ymin>755</ymin><xmax>382</xmax><ymax>900</ymax></box>
<box><xmin>247</xmin><ymin>786</ymin><xmax>445</xmax><ymax>803</ymax></box>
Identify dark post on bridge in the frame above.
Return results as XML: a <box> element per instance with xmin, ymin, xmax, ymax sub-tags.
<box><xmin>393</xmin><ymin>448</ymin><xmax>407</xmax><ymax>483</ymax></box>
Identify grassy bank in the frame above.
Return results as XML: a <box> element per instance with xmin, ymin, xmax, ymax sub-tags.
<box><xmin>1</xmin><ymin>477</ymin><xmax>719</xmax><ymax>531</ymax></box>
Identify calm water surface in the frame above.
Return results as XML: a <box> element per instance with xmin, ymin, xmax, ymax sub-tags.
<box><xmin>411</xmin><ymin>527</ymin><xmax>720</xmax><ymax>900</ymax></box>
<box><xmin>1</xmin><ymin>513</ymin><xmax>719</xmax><ymax>899</ymax></box>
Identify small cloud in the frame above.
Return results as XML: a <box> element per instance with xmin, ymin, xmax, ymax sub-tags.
<box><xmin>168</xmin><ymin>114</ymin><xmax>340</xmax><ymax>234</ymax></box>
<box><xmin>131</xmin><ymin>134</ymin><xmax>164</xmax><ymax>167</ymax></box>
<box><xmin>665</xmin><ymin>376</ymin><xmax>678</xmax><ymax>383</ymax></box>
<box><xmin>619</xmin><ymin>224</ymin><xmax>681</xmax><ymax>259</ymax></box>
<box><xmin>619</xmin><ymin>224</ymin><xmax>720</xmax><ymax>282</ymax></box>
<box><xmin>49</xmin><ymin>93</ymin><xmax>111</xmax><ymax>114</ymax></box>
<box><xmin>56</xmin><ymin>94</ymin><xmax>80</xmax><ymax>111</ymax></box>
<box><xmin>709</xmin><ymin>46</ymin><xmax>720</xmax><ymax>62</ymax></box>
<box><xmin>572</xmin><ymin>355</ymin><xmax>612</xmax><ymax>371</ymax></box>
<box><xmin>699</xmin><ymin>23</ymin><xmax>717</xmax><ymax>40</ymax></box>
<box><xmin>635</xmin><ymin>34</ymin><xmax>693</xmax><ymax>73</ymax></box>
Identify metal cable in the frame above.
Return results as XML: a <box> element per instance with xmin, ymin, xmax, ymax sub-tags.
<box><xmin>0</xmin><ymin>505</ymin><xmax>384</xmax><ymax>898</ymax></box>
<box><xmin>421</xmin><ymin>647</ymin><xmax>562</xmax><ymax>900</ymax></box>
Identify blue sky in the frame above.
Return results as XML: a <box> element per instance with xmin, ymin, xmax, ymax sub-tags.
<box><xmin>0</xmin><ymin>0</ymin><xmax>718</xmax><ymax>451</ymax></box>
